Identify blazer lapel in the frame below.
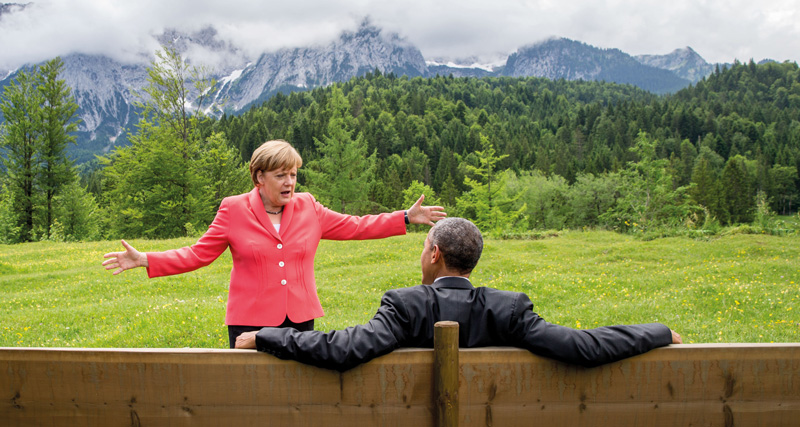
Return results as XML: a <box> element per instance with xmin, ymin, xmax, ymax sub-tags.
<box><xmin>249</xmin><ymin>187</ymin><xmax>281</xmax><ymax>241</ymax></box>
<box><xmin>280</xmin><ymin>194</ymin><xmax>296</xmax><ymax>236</ymax></box>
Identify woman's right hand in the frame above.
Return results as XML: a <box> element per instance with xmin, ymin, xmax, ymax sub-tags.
<box><xmin>102</xmin><ymin>240</ymin><xmax>148</xmax><ymax>275</ymax></box>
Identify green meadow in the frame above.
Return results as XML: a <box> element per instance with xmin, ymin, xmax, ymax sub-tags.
<box><xmin>1</xmin><ymin>231</ymin><xmax>798</xmax><ymax>348</ymax></box>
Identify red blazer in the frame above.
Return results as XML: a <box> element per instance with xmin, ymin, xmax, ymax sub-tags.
<box><xmin>146</xmin><ymin>188</ymin><xmax>406</xmax><ymax>326</ymax></box>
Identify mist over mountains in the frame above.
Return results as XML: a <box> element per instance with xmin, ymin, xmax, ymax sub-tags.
<box><xmin>0</xmin><ymin>11</ymin><xmax>733</xmax><ymax>163</ymax></box>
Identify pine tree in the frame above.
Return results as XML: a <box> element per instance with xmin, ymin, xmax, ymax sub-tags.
<box><xmin>36</xmin><ymin>57</ymin><xmax>80</xmax><ymax>238</ymax></box>
<box><xmin>53</xmin><ymin>177</ymin><xmax>99</xmax><ymax>241</ymax></box>
<box><xmin>768</xmin><ymin>164</ymin><xmax>798</xmax><ymax>214</ymax></box>
<box><xmin>372</xmin><ymin>156</ymin><xmax>405</xmax><ymax>211</ymax></box>
<box><xmin>677</xmin><ymin>139</ymin><xmax>697</xmax><ymax>187</ymax></box>
<box><xmin>0</xmin><ymin>182</ymin><xmax>21</xmax><ymax>243</ymax></box>
<box><xmin>456</xmin><ymin>134</ymin><xmax>526</xmax><ymax>233</ymax></box>
<box><xmin>601</xmin><ymin>132</ymin><xmax>694</xmax><ymax>230</ymax></box>
<box><xmin>0</xmin><ymin>67</ymin><xmax>42</xmax><ymax>241</ymax></box>
<box><xmin>304</xmin><ymin>86</ymin><xmax>376</xmax><ymax>214</ymax></box>
<box><xmin>690</xmin><ymin>156</ymin><xmax>721</xmax><ymax>219</ymax></box>
<box><xmin>195</xmin><ymin>132</ymin><xmax>251</xmax><ymax>212</ymax></box>
<box><xmin>720</xmin><ymin>155</ymin><xmax>754</xmax><ymax>224</ymax></box>
<box><xmin>439</xmin><ymin>174</ymin><xmax>459</xmax><ymax>208</ymax></box>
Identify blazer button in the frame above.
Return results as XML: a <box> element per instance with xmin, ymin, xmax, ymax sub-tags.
<box><xmin>277</xmin><ymin>244</ymin><xmax>283</xmax><ymax>249</ymax></box>
<box><xmin>281</xmin><ymin>280</ymin><xmax>287</xmax><ymax>286</ymax></box>
<box><xmin>279</xmin><ymin>261</ymin><xmax>285</xmax><ymax>267</ymax></box>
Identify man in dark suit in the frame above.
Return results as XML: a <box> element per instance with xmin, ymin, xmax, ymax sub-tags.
<box><xmin>235</xmin><ymin>217</ymin><xmax>682</xmax><ymax>371</ymax></box>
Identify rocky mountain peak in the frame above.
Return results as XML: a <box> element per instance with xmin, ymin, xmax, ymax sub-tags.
<box><xmin>635</xmin><ymin>47</ymin><xmax>713</xmax><ymax>83</ymax></box>
<box><xmin>502</xmin><ymin>37</ymin><xmax>690</xmax><ymax>93</ymax></box>
<box><xmin>348</xmin><ymin>18</ymin><xmax>383</xmax><ymax>40</ymax></box>
<box><xmin>214</xmin><ymin>20</ymin><xmax>427</xmax><ymax>112</ymax></box>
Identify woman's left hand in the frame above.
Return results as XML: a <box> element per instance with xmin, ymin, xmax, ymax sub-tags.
<box><xmin>406</xmin><ymin>195</ymin><xmax>447</xmax><ymax>226</ymax></box>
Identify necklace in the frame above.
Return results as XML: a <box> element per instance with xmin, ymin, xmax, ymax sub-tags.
<box><xmin>265</xmin><ymin>206</ymin><xmax>284</xmax><ymax>215</ymax></box>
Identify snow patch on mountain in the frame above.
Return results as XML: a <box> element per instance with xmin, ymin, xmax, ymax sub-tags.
<box><xmin>220</xmin><ymin>67</ymin><xmax>247</xmax><ymax>86</ymax></box>
<box><xmin>2</xmin><ymin>68</ymin><xmax>16</xmax><ymax>80</ymax></box>
<box><xmin>426</xmin><ymin>53</ymin><xmax>508</xmax><ymax>72</ymax></box>
<box><xmin>425</xmin><ymin>60</ymin><xmax>497</xmax><ymax>72</ymax></box>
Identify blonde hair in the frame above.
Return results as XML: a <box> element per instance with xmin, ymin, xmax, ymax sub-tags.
<box><xmin>249</xmin><ymin>140</ymin><xmax>303</xmax><ymax>186</ymax></box>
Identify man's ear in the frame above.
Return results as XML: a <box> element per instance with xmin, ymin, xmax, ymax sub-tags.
<box><xmin>430</xmin><ymin>244</ymin><xmax>442</xmax><ymax>264</ymax></box>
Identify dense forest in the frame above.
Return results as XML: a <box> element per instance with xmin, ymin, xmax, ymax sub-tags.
<box><xmin>208</xmin><ymin>60</ymin><xmax>800</xmax><ymax>229</ymax></box>
<box><xmin>2</xmin><ymin>52</ymin><xmax>799</xmax><ymax>243</ymax></box>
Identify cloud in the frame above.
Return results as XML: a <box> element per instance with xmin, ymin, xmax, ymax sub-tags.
<box><xmin>366</xmin><ymin>0</ymin><xmax>800</xmax><ymax>64</ymax></box>
<box><xmin>0</xmin><ymin>0</ymin><xmax>798</xmax><ymax>71</ymax></box>
<box><xmin>0</xmin><ymin>0</ymin><xmax>364</xmax><ymax>69</ymax></box>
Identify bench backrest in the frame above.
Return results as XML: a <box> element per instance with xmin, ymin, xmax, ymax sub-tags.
<box><xmin>2</xmin><ymin>343</ymin><xmax>799</xmax><ymax>426</ymax></box>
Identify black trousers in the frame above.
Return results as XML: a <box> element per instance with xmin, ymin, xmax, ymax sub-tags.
<box><xmin>228</xmin><ymin>317</ymin><xmax>314</xmax><ymax>349</ymax></box>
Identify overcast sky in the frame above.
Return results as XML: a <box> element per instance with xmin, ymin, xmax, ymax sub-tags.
<box><xmin>1</xmin><ymin>0</ymin><xmax>799</xmax><ymax>70</ymax></box>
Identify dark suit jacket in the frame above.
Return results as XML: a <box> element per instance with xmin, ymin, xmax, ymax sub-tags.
<box><xmin>255</xmin><ymin>277</ymin><xmax>673</xmax><ymax>372</ymax></box>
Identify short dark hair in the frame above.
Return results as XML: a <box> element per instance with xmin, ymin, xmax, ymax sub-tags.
<box><xmin>428</xmin><ymin>218</ymin><xmax>483</xmax><ymax>274</ymax></box>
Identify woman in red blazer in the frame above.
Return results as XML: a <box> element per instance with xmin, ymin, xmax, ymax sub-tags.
<box><xmin>103</xmin><ymin>140</ymin><xmax>446</xmax><ymax>347</ymax></box>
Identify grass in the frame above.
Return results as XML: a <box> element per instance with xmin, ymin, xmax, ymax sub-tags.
<box><xmin>1</xmin><ymin>231</ymin><xmax>798</xmax><ymax>348</ymax></box>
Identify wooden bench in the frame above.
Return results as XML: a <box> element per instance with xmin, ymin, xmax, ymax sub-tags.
<box><xmin>2</xmin><ymin>325</ymin><xmax>799</xmax><ymax>426</ymax></box>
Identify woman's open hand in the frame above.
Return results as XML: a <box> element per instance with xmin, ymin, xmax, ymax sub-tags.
<box><xmin>102</xmin><ymin>240</ymin><xmax>148</xmax><ymax>275</ymax></box>
<box><xmin>406</xmin><ymin>194</ymin><xmax>447</xmax><ymax>226</ymax></box>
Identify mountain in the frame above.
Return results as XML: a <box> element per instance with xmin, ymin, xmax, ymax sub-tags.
<box><xmin>216</xmin><ymin>22</ymin><xmax>427</xmax><ymax>111</ymax></box>
<box><xmin>635</xmin><ymin>47</ymin><xmax>714</xmax><ymax>84</ymax></box>
<box><xmin>37</xmin><ymin>27</ymin><xmax>248</xmax><ymax>162</ymax></box>
<box><xmin>59</xmin><ymin>54</ymin><xmax>147</xmax><ymax>161</ymax></box>
<box><xmin>1</xmin><ymin>18</ymin><xmax>726</xmax><ymax>163</ymax></box>
<box><xmin>501</xmin><ymin>38</ymin><xmax>691</xmax><ymax>93</ymax></box>
<box><xmin>0</xmin><ymin>21</ymin><xmax>429</xmax><ymax>162</ymax></box>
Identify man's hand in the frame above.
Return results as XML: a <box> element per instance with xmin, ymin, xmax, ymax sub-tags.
<box><xmin>670</xmin><ymin>329</ymin><xmax>683</xmax><ymax>344</ymax></box>
<box><xmin>235</xmin><ymin>330</ymin><xmax>259</xmax><ymax>349</ymax></box>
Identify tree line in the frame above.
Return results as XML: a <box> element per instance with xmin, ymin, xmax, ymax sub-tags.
<box><xmin>1</xmin><ymin>48</ymin><xmax>799</xmax><ymax>243</ymax></box>
<box><xmin>209</xmin><ymin>59</ymin><xmax>800</xmax><ymax>234</ymax></box>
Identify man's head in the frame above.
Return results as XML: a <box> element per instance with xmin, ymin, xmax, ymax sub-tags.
<box><xmin>420</xmin><ymin>217</ymin><xmax>483</xmax><ymax>284</ymax></box>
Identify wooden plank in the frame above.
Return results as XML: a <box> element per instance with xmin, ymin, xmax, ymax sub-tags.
<box><xmin>0</xmin><ymin>347</ymin><xmax>435</xmax><ymax>427</ymax></box>
<box><xmin>458</xmin><ymin>344</ymin><xmax>800</xmax><ymax>426</ymax></box>
<box><xmin>2</xmin><ymin>344</ymin><xmax>800</xmax><ymax>426</ymax></box>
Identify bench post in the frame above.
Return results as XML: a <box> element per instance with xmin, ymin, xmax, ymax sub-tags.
<box><xmin>434</xmin><ymin>321</ymin><xmax>459</xmax><ymax>427</ymax></box>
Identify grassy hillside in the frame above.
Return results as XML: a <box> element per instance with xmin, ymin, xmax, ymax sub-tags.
<box><xmin>1</xmin><ymin>231</ymin><xmax>798</xmax><ymax>348</ymax></box>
